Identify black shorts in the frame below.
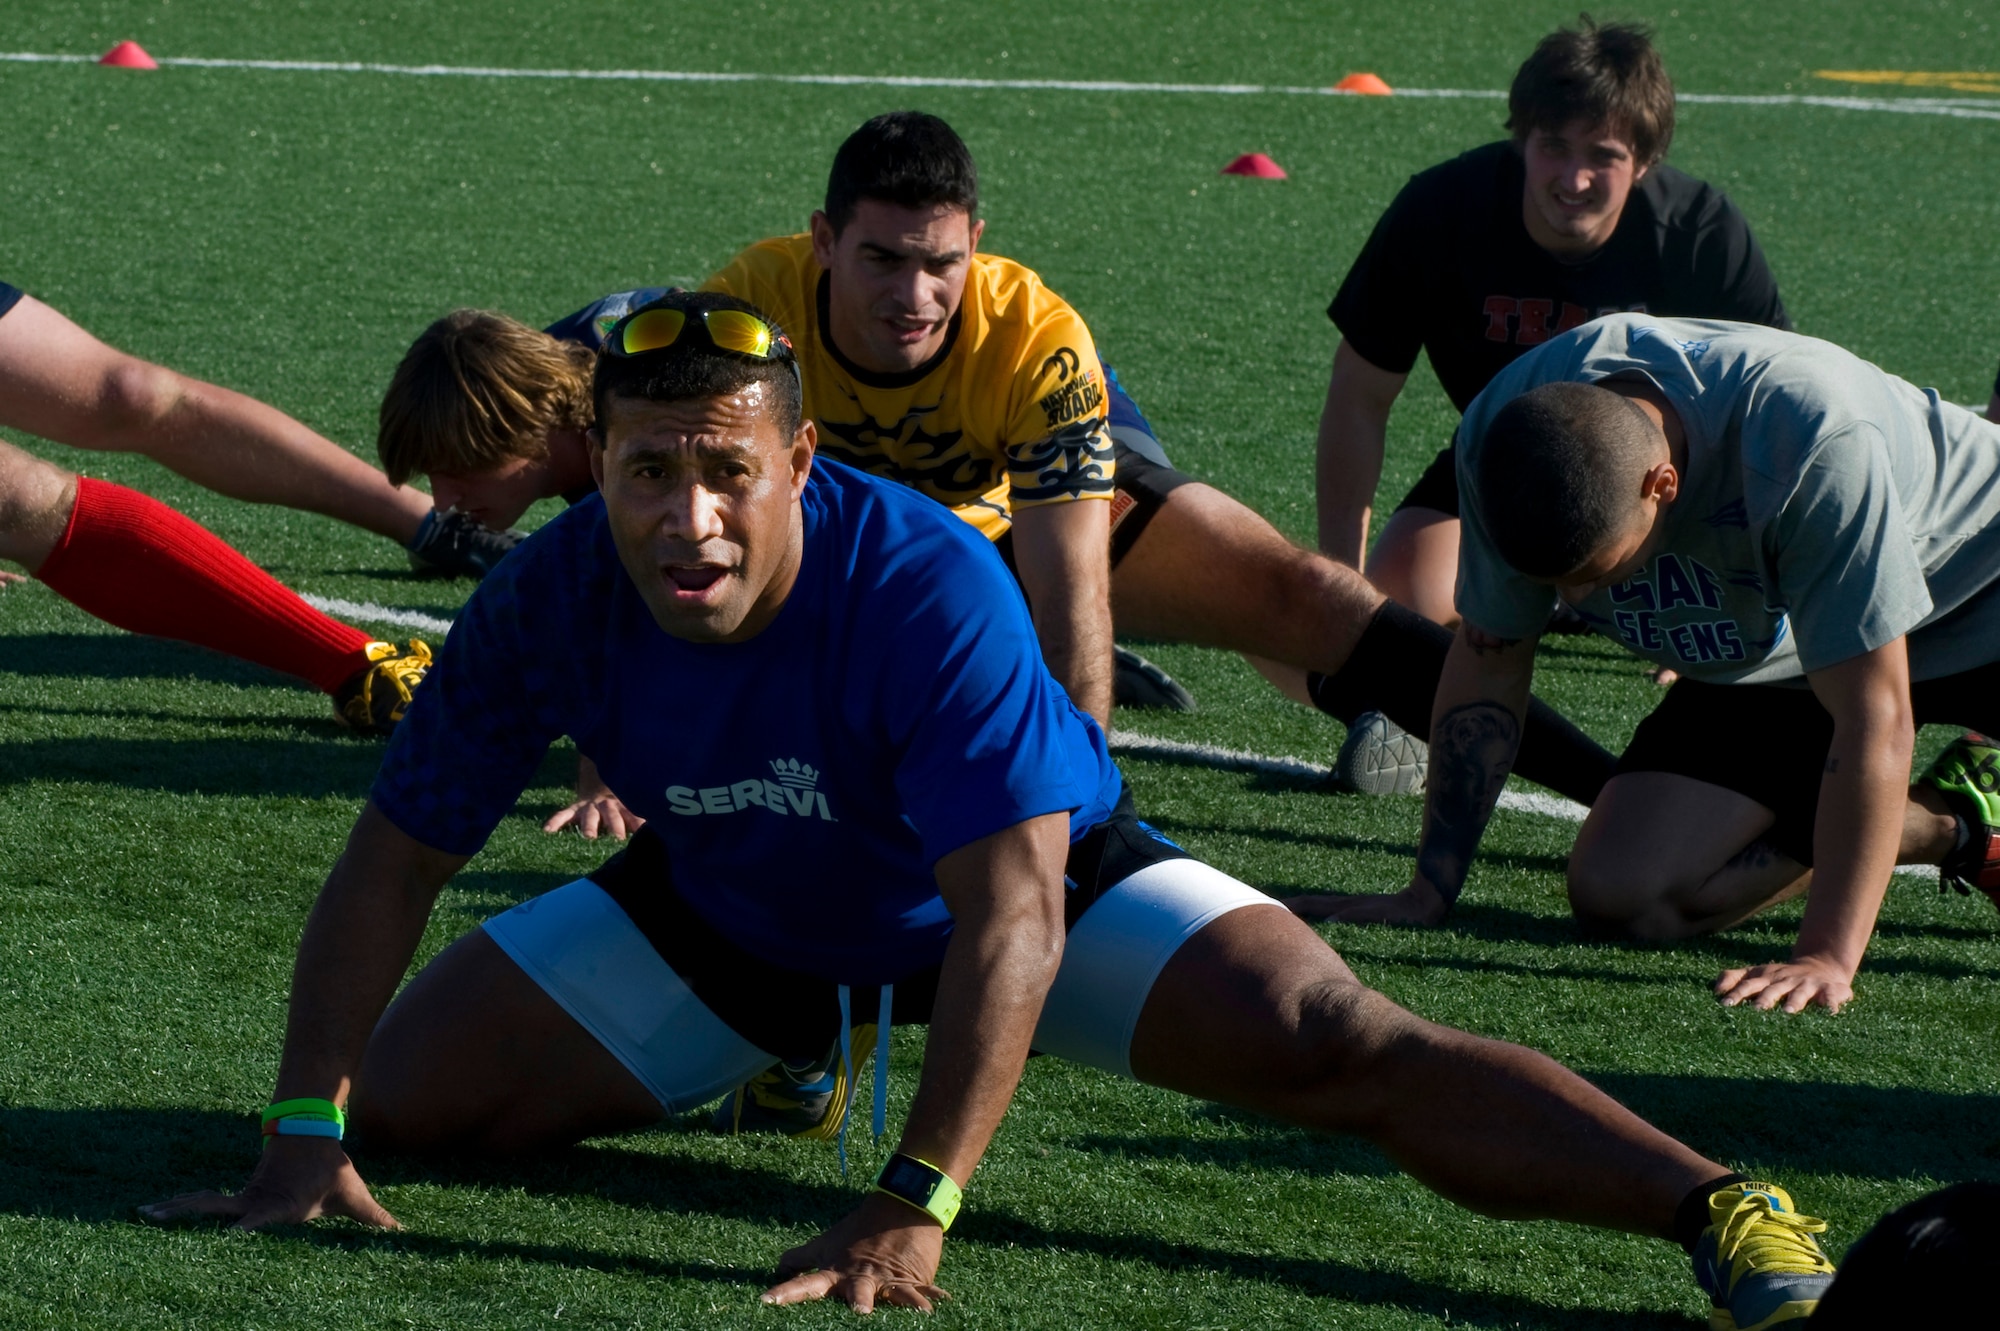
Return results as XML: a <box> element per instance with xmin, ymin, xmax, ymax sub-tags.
<box><xmin>1615</xmin><ymin>662</ymin><xmax>2000</xmax><ymax>864</ymax></box>
<box><xmin>993</xmin><ymin>436</ymin><xmax>1196</xmax><ymax>579</ymax></box>
<box><xmin>0</xmin><ymin>282</ymin><xmax>23</xmax><ymax>323</ymax></box>
<box><xmin>1394</xmin><ymin>444</ymin><xmax>1460</xmax><ymax>519</ymax></box>
<box><xmin>584</xmin><ymin>791</ymin><xmax>1190</xmax><ymax>1062</ymax></box>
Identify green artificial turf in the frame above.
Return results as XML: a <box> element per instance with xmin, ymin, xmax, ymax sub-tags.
<box><xmin>1</xmin><ymin>2</ymin><xmax>1997</xmax><ymax>1326</ymax></box>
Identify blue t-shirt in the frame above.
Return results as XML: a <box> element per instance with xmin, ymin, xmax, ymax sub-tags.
<box><xmin>373</xmin><ymin>458</ymin><xmax>1123</xmax><ymax>983</ymax></box>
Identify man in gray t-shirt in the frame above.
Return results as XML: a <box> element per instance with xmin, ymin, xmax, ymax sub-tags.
<box><xmin>1321</xmin><ymin>315</ymin><xmax>2000</xmax><ymax>1016</ymax></box>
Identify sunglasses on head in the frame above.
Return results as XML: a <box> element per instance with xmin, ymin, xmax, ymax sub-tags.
<box><xmin>605</xmin><ymin>305</ymin><xmax>796</xmax><ymax>364</ymax></box>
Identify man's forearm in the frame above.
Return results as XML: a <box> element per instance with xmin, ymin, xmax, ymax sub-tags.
<box><xmin>1009</xmin><ymin>500</ymin><xmax>1114</xmax><ymax>727</ymax></box>
<box><xmin>1413</xmin><ymin>701</ymin><xmax>1523</xmax><ymax>904</ymax></box>
<box><xmin>1792</xmin><ymin>719</ymin><xmax>1913</xmax><ymax>977</ymax></box>
<box><xmin>900</xmin><ymin>815</ymin><xmax>1070</xmax><ymax>1187</ymax></box>
<box><xmin>273</xmin><ymin>803</ymin><xmax>462</xmax><ymax>1102</ymax></box>
<box><xmin>1034</xmin><ymin>586</ymin><xmax>1113</xmax><ymax>727</ymax></box>
<box><xmin>892</xmin><ymin>908</ymin><xmax>1062</xmax><ymax>1186</ymax></box>
<box><xmin>1314</xmin><ymin>342</ymin><xmax>1405</xmax><ymax>566</ymax></box>
<box><xmin>1408</xmin><ymin>628</ymin><xmax>1535</xmax><ymax>909</ymax></box>
<box><xmin>1315</xmin><ymin>407</ymin><xmax>1386</xmax><ymax>566</ymax></box>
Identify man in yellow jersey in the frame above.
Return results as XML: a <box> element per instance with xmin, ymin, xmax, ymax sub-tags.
<box><xmin>702</xmin><ymin>111</ymin><xmax>1617</xmax><ymax>801</ymax></box>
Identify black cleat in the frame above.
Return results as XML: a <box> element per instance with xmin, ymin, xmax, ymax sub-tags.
<box><xmin>1113</xmin><ymin>645</ymin><xmax>1196</xmax><ymax>711</ymax></box>
<box><xmin>406</xmin><ymin>509</ymin><xmax>525</xmax><ymax>580</ymax></box>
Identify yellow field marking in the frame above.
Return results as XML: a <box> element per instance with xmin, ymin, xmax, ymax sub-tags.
<box><xmin>1817</xmin><ymin>70</ymin><xmax>2000</xmax><ymax>95</ymax></box>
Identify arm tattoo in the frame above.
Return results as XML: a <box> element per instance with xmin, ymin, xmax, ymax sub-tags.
<box><xmin>1415</xmin><ymin>701</ymin><xmax>1522</xmax><ymax>909</ymax></box>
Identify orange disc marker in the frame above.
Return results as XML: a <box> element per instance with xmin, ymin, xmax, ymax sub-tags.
<box><xmin>1334</xmin><ymin>72</ymin><xmax>1392</xmax><ymax>95</ymax></box>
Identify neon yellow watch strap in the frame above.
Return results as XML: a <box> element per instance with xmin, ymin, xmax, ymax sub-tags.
<box><xmin>872</xmin><ymin>1153</ymin><xmax>963</xmax><ymax>1232</ymax></box>
<box><xmin>261</xmin><ymin>1097</ymin><xmax>345</xmax><ymax>1128</ymax></box>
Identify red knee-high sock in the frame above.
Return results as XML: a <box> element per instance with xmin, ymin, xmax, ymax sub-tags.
<box><xmin>34</xmin><ymin>477</ymin><xmax>376</xmax><ymax>695</ymax></box>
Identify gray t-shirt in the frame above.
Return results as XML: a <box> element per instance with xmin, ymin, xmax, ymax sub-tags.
<box><xmin>1456</xmin><ymin>315</ymin><xmax>2000</xmax><ymax>684</ymax></box>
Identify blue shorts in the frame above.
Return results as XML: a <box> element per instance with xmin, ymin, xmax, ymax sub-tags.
<box><xmin>0</xmin><ymin>282</ymin><xmax>24</xmax><ymax>323</ymax></box>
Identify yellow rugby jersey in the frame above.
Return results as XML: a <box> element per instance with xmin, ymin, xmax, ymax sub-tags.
<box><xmin>702</xmin><ymin>235</ymin><xmax>1114</xmax><ymax>541</ymax></box>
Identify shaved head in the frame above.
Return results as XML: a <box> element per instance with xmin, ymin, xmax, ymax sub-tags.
<box><xmin>1475</xmin><ymin>380</ymin><xmax>1666</xmax><ymax>579</ymax></box>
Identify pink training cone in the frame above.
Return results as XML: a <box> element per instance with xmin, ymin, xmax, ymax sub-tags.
<box><xmin>1334</xmin><ymin>71</ymin><xmax>1392</xmax><ymax>95</ymax></box>
<box><xmin>1222</xmin><ymin>152</ymin><xmax>1287</xmax><ymax>179</ymax></box>
<box><xmin>99</xmin><ymin>41</ymin><xmax>158</xmax><ymax>69</ymax></box>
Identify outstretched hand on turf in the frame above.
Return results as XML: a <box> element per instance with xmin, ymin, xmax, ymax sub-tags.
<box><xmin>1282</xmin><ymin>881</ymin><xmax>1448</xmax><ymax>926</ymax></box>
<box><xmin>545</xmin><ymin>758</ymin><xmax>647</xmax><ymax>841</ymax></box>
<box><xmin>761</xmin><ymin>1192</ymin><xmax>950</xmax><ymax>1314</ymax></box>
<box><xmin>1714</xmin><ymin>956</ymin><xmax>1855</xmax><ymax>1014</ymax></box>
<box><xmin>138</xmin><ymin>1137</ymin><xmax>399</xmax><ymax>1231</ymax></box>
<box><xmin>542</xmin><ymin>791</ymin><xmax>647</xmax><ymax>841</ymax></box>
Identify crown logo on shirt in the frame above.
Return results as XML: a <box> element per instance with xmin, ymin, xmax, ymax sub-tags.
<box><xmin>770</xmin><ymin>757</ymin><xmax>820</xmax><ymax>790</ymax></box>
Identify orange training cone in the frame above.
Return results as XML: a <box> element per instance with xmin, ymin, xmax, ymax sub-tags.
<box><xmin>1334</xmin><ymin>71</ymin><xmax>1392</xmax><ymax>95</ymax></box>
<box><xmin>99</xmin><ymin>41</ymin><xmax>158</xmax><ymax>69</ymax></box>
<box><xmin>1221</xmin><ymin>152</ymin><xmax>1287</xmax><ymax>179</ymax></box>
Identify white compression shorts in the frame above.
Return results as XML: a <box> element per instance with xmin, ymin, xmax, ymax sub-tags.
<box><xmin>482</xmin><ymin>854</ymin><xmax>1278</xmax><ymax>1112</ymax></box>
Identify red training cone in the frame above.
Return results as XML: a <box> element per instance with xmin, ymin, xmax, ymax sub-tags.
<box><xmin>1221</xmin><ymin>152</ymin><xmax>1288</xmax><ymax>179</ymax></box>
<box><xmin>1334</xmin><ymin>71</ymin><xmax>1392</xmax><ymax>95</ymax></box>
<box><xmin>99</xmin><ymin>41</ymin><xmax>158</xmax><ymax>69</ymax></box>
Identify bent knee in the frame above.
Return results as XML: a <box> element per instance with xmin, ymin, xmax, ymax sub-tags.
<box><xmin>1283</xmin><ymin>979</ymin><xmax>1425</xmax><ymax>1095</ymax></box>
<box><xmin>91</xmin><ymin>358</ymin><xmax>187</xmax><ymax>442</ymax></box>
<box><xmin>1564</xmin><ymin>849</ymin><xmax>1703</xmax><ymax>939</ymax></box>
<box><xmin>0</xmin><ymin>449</ymin><xmax>77</xmax><ymax>569</ymax></box>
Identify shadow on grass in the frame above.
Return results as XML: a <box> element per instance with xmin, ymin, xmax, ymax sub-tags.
<box><xmin>1141</xmin><ymin>813</ymin><xmax>1574</xmax><ymax>880</ymax></box>
<box><xmin>1058</xmin><ymin>1070</ymin><xmax>2000</xmax><ymax>1189</ymax></box>
<box><xmin>1324</xmin><ymin>931</ymin><xmax>2000</xmax><ymax>988</ymax></box>
<box><xmin>0</xmin><ymin>698</ymin><xmax>328</xmax><ymax>735</ymax></box>
<box><xmin>434</xmin><ymin>870</ymin><xmax>573</xmax><ymax>919</ymax></box>
<box><xmin>0</xmin><ymin>1106</ymin><xmax>1688</xmax><ymax>1328</ymax></box>
<box><xmin>12</xmin><ymin>1079</ymin><xmax>2000</xmax><ymax>1292</ymax></box>
<box><xmin>0</xmin><ymin>632</ymin><xmax>297</xmax><ymax>688</ymax></box>
<box><xmin>0</xmin><ymin>735</ymin><xmax>385</xmax><ymax>797</ymax></box>
<box><xmin>1062</xmin><ymin>1126</ymin><xmax>1400</xmax><ymax>1178</ymax></box>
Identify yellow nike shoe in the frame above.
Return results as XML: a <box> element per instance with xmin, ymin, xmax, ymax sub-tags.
<box><xmin>1692</xmin><ymin>1182</ymin><xmax>1838</xmax><ymax>1330</ymax></box>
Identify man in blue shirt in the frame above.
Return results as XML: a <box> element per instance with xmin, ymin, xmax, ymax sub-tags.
<box><xmin>146</xmin><ymin>292</ymin><xmax>1834</xmax><ymax>1327</ymax></box>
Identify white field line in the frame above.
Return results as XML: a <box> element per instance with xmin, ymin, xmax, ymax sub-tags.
<box><xmin>1107</xmin><ymin>729</ymin><xmax>1936</xmax><ymax>877</ymax></box>
<box><xmin>1108</xmin><ymin>729</ymin><xmax>1588</xmax><ymax>821</ymax></box>
<box><xmin>301</xmin><ymin>593</ymin><xmax>454</xmax><ymax>637</ymax></box>
<box><xmin>5</xmin><ymin>51</ymin><xmax>1998</xmax><ymax>120</ymax></box>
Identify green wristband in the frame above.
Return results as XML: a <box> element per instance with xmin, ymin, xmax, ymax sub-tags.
<box><xmin>872</xmin><ymin>1154</ymin><xmax>963</xmax><ymax>1232</ymax></box>
<box><xmin>261</xmin><ymin>1097</ymin><xmax>346</xmax><ymax>1129</ymax></box>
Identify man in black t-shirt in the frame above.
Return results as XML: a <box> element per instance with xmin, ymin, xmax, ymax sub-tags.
<box><xmin>1317</xmin><ymin>20</ymin><xmax>1788</xmax><ymax>612</ymax></box>
<box><xmin>1299</xmin><ymin>18</ymin><xmax>1790</xmax><ymax>796</ymax></box>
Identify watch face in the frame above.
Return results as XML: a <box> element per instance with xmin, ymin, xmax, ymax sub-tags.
<box><xmin>882</xmin><ymin>1158</ymin><xmax>937</xmax><ymax>1202</ymax></box>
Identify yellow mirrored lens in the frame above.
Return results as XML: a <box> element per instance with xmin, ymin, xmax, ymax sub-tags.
<box><xmin>705</xmin><ymin>309</ymin><xmax>774</xmax><ymax>357</ymax></box>
<box><xmin>620</xmin><ymin>308</ymin><xmax>686</xmax><ymax>355</ymax></box>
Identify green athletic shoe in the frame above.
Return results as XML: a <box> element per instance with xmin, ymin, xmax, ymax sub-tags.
<box><xmin>1692</xmin><ymin>1183</ymin><xmax>1837</xmax><ymax>1330</ymax></box>
<box><xmin>1918</xmin><ymin>732</ymin><xmax>2000</xmax><ymax>905</ymax></box>
<box><xmin>711</xmin><ymin>1025</ymin><xmax>875</xmax><ymax>1140</ymax></box>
